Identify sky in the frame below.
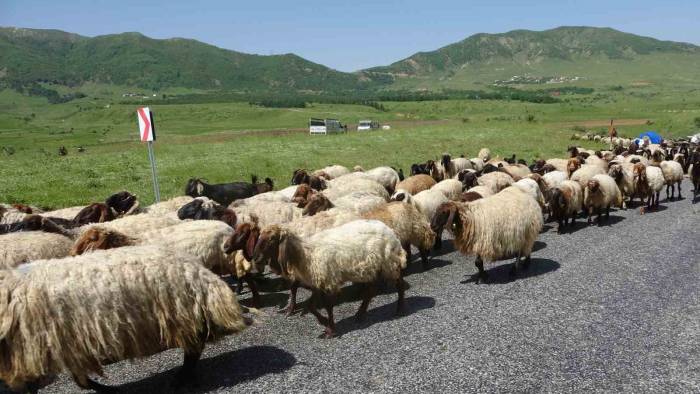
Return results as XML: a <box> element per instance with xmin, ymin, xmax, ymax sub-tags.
<box><xmin>1</xmin><ymin>0</ymin><xmax>699</xmax><ymax>72</ymax></box>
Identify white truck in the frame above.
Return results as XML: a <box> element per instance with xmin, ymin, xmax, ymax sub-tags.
<box><xmin>309</xmin><ymin>118</ymin><xmax>347</xmax><ymax>135</ymax></box>
<box><xmin>357</xmin><ymin>120</ymin><xmax>380</xmax><ymax>131</ymax></box>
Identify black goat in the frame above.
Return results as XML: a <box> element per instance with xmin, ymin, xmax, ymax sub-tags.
<box><xmin>185</xmin><ymin>178</ymin><xmax>257</xmax><ymax>206</ymax></box>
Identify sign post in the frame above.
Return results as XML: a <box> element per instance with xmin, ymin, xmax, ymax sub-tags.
<box><xmin>137</xmin><ymin>107</ymin><xmax>161</xmax><ymax>203</ymax></box>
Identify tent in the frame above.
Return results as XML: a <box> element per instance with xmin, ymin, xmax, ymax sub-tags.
<box><xmin>636</xmin><ymin>131</ymin><xmax>663</xmax><ymax>144</ymax></box>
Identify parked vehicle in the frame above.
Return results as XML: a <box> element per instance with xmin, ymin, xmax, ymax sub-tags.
<box><xmin>309</xmin><ymin>118</ymin><xmax>347</xmax><ymax>135</ymax></box>
<box><xmin>357</xmin><ymin>120</ymin><xmax>379</xmax><ymax>131</ymax></box>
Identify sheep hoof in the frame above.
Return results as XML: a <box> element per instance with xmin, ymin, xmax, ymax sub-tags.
<box><xmin>173</xmin><ymin>368</ymin><xmax>199</xmax><ymax>389</ymax></box>
<box><xmin>354</xmin><ymin>312</ymin><xmax>367</xmax><ymax>322</ymax></box>
<box><xmin>319</xmin><ymin>328</ymin><xmax>336</xmax><ymax>339</ymax></box>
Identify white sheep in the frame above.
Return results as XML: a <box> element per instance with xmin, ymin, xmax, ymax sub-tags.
<box><xmin>0</xmin><ymin>232</ymin><xmax>73</xmax><ymax>270</ymax></box>
<box><xmin>252</xmin><ymin>220</ymin><xmax>406</xmax><ymax>338</ymax></box>
<box><xmin>0</xmin><ymin>245</ymin><xmax>247</xmax><ymax>392</ymax></box>
<box><xmin>334</xmin><ymin>166</ymin><xmax>399</xmax><ymax>193</ymax></box>
<box><xmin>140</xmin><ymin>195</ymin><xmax>194</xmax><ymax>216</ymax></box>
<box><xmin>570</xmin><ymin>164</ymin><xmax>606</xmax><ymax>189</ymax></box>
<box><xmin>391</xmin><ymin>189</ymin><xmax>448</xmax><ymax>223</ymax></box>
<box><xmin>313</xmin><ymin>165</ymin><xmax>350</xmax><ymax>179</ymax></box>
<box><xmin>545</xmin><ymin>158</ymin><xmax>569</xmax><ymax>172</ymax></box>
<box><xmin>78</xmin><ymin>212</ymin><xmax>182</xmax><ymax>237</ymax></box>
<box><xmin>583</xmin><ymin>174</ymin><xmax>623</xmax><ymax>224</ymax></box>
<box><xmin>514</xmin><ymin>178</ymin><xmax>546</xmax><ymax>210</ymax></box>
<box><xmin>431</xmin><ymin>179</ymin><xmax>464</xmax><ymax>200</ymax></box>
<box><xmin>325</xmin><ymin>176</ymin><xmax>389</xmax><ymax>201</ymax></box>
<box><xmin>431</xmin><ymin>186</ymin><xmax>543</xmax><ymax>282</ymax></box>
<box><xmin>233</xmin><ymin>200</ymin><xmax>302</xmax><ymax>227</ymax></box>
<box><xmin>543</xmin><ymin>170</ymin><xmax>568</xmax><ymax>188</ymax></box>
<box><xmin>549</xmin><ymin>180</ymin><xmax>583</xmax><ymax>233</ymax></box>
<box><xmin>659</xmin><ymin>160</ymin><xmax>684</xmax><ymax>200</ymax></box>
<box><xmin>477</xmin><ymin>171</ymin><xmax>514</xmax><ymax>194</ymax></box>
<box><xmin>478</xmin><ymin>148</ymin><xmax>491</xmax><ymax>162</ymax></box>
<box><xmin>608</xmin><ymin>162</ymin><xmax>636</xmax><ymax>208</ymax></box>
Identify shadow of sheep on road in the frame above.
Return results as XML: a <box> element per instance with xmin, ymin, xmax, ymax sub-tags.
<box><xmin>460</xmin><ymin>258</ymin><xmax>560</xmax><ymax>285</ymax></box>
<box><xmin>334</xmin><ymin>296</ymin><xmax>436</xmax><ymax>337</ymax></box>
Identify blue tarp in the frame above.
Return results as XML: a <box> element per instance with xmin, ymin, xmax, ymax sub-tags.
<box><xmin>637</xmin><ymin>131</ymin><xmax>663</xmax><ymax>144</ymax></box>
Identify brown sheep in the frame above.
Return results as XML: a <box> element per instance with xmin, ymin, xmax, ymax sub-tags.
<box><xmin>395</xmin><ymin>174</ymin><xmax>437</xmax><ymax>195</ymax></box>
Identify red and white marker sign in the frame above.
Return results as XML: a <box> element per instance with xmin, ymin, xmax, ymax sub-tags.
<box><xmin>137</xmin><ymin>107</ymin><xmax>156</xmax><ymax>142</ymax></box>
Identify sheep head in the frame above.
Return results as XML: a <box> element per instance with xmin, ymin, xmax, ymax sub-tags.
<box><xmin>586</xmin><ymin>179</ymin><xmax>601</xmax><ymax>194</ymax></box>
<box><xmin>390</xmin><ymin>190</ymin><xmax>410</xmax><ymax>203</ymax></box>
<box><xmin>72</xmin><ymin>203</ymin><xmax>114</xmax><ymax>226</ymax></box>
<box><xmin>71</xmin><ymin>227</ymin><xmax>134</xmax><ymax>256</ymax></box>
<box><xmin>302</xmin><ymin>194</ymin><xmax>333</xmax><ymax>216</ymax></box>
<box><xmin>431</xmin><ymin>202</ymin><xmax>461</xmax><ymax>234</ymax></box>
<box><xmin>291</xmin><ymin>169</ymin><xmax>309</xmax><ymax>185</ymax></box>
<box><xmin>185</xmin><ymin>178</ymin><xmax>206</xmax><ymax>197</ymax></box>
<box><xmin>567</xmin><ymin>158</ymin><xmax>581</xmax><ymax>176</ymax></box>
<box><xmin>105</xmin><ymin>191</ymin><xmax>138</xmax><ymax>215</ymax></box>
<box><xmin>567</xmin><ymin>146</ymin><xmax>579</xmax><ymax>158</ymax></box>
<box><xmin>224</xmin><ymin>222</ymin><xmax>260</xmax><ymax>261</ymax></box>
<box><xmin>608</xmin><ymin>164</ymin><xmax>623</xmax><ymax>181</ymax></box>
<box><xmin>252</xmin><ymin>225</ymin><xmax>291</xmax><ymax>276</ymax></box>
<box><xmin>632</xmin><ymin>163</ymin><xmax>647</xmax><ymax>183</ymax></box>
<box><xmin>458</xmin><ymin>171</ymin><xmax>478</xmax><ymax>189</ymax></box>
<box><xmin>177</xmin><ymin>198</ymin><xmax>206</xmax><ymax>220</ymax></box>
<box><xmin>441</xmin><ymin>153</ymin><xmax>451</xmax><ymax>169</ymax></box>
<box><xmin>292</xmin><ymin>184</ymin><xmax>315</xmax><ymax>208</ymax></box>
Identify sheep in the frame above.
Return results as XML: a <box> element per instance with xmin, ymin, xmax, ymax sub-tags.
<box><xmin>659</xmin><ymin>160</ymin><xmax>684</xmax><ymax>200</ymax></box>
<box><xmin>0</xmin><ymin>232</ymin><xmax>73</xmax><ymax>270</ymax></box>
<box><xmin>690</xmin><ymin>150</ymin><xmax>700</xmax><ymax>203</ymax></box>
<box><xmin>82</xmin><ymin>211</ymin><xmax>183</xmax><ymax>237</ymax></box>
<box><xmin>140</xmin><ymin>195</ymin><xmax>195</xmax><ymax>216</ymax></box>
<box><xmin>390</xmin><ymin>189</ymin><xmax>448</xmax><ymax>249</ymax></box>
<box><xmin>343</xmin><ymin>166</ymin><xmax>400</xmax><ymax>194</ymax></box>
<box><xmin>37</xmin><ymin>191</ymin><xmax>139</xmax><ymax>224</ymax></box>
<box><xmin>291</xmin><ymin>169</ymin><xmax>327</xmax><ymax>190</ymax></box>
<box><xmin>478</xmin><ymin>148</ymin><xmax>491</xmax><ymax>162</ymax></box>
<box><xmin>477</xmin><ymin>171</ymin><xmax>514</xmax><ymax>194</ymax></box>
<box><xmin>395</xmin><ymin>174</ymin><xmax>436</xmax><ymax>195</ymax></box>
<box><xmin>0</xmin><ymin>245</ymin><xmax>247</xmax><ymax>392</ymax></box>
<box><xmin>632</xmin><ymin>163</ymin><xmax>665</xmax><ymax>213</ymax></box>
<box><xmin>425</xmin><ymin>159</ymin><xmax>445</xmax><ymax>182</ymax></box>
<box><xmin>0</xmin><ymin>206</ymin><xmax>29</xmax><ymax>226</ymax></box>
<box><xmin>71</xmin><ymin>220</ymin><xmax>262</xmax><ymax>307</ymax></box>
<box><xmin>514</xmin><ymin>178</ymin><xmax>546</xmax><ymax>210</ymax></box>
<box><xmin>566</xmin><ymin>158</ymin><xmax>582</xmax><ymax>178</ymax></box>
<box><xmin>233</xmin><ymin>200</ymin><xmax>302</xmax><ymax>227</ymax></box>
<box><xmin>185</xmin><ymin>177</ymin><xmax>258</xmax><ymax>206</ymax></box>
<box><xmin>430</xmin><ymin>187</ymin><xmax>543</xmax><ymax>283</ymax></box>
<box><xmin>441</xmin><ymin>154</ymin><xmax>472</xmax><ymax>178</ymax></box>
<box><xmin>545</xmin><ymin>158</ymin><xmax>569</xmax><ymax>172</ymax></box>
<box><xmin>305</xmin><ymin>191</ymin><xmax>387</xmax><ymax>216</ymax></box>
<box><xmin>608</xmin><ymin>162</ymin><xmax>636</xmax><ymax>208</ymax></box>
<box><xmin>543</xmin><ymin>170</ymin><xmax>568</xmax><ymax>190</ymax></box>
<box><xmin>570</xmin><ymin>164</ymin><xmax>606</xmax><ymax>189</ymax></box>
<box><xmin>0</xmin><ymin>214</ymin><xmax>73</xmax><ymax>236</ymax></box>
<box><xmin>549</xmin><ymin>180</ymin><xmax>583</xmax><ymax>233</ymax></box>
<box><xmin>583</xmin><ymin>174</ymin><xmax>623</xmax><ymax>224</ymax></box>
<box><xmin>460</xmin><ymin>186</ymin><xmax>493</xmax><ymax>202</ymax></box>
<box><xmin>624</xmin><ymin>154</ymin><xmax>649</xmax><ymax>166</ymax></box>
<box><xmin>469</xmin><ymin>158</ymin><xmax>485</xmax><ymax>172</ymax></box>
<box><xmin>431</xmin><ymin>179</ymin><xmax>464</xmax><ymax>200</ymax></box>
<box><xmin>177</xmin><ymin>197</ymin><xmax>237</xmax><ymax>227</ymax></box>
<box><xmin>501</xmin><ymin>164</ymin><xmax>531</xmax><ymax>180</ymax></box>
<box><xmin>234</xmin><ymin>185</ymin><xmax>299</xmax><ymax>205</ymax></box>
<box><xmin>252</xmin><ymin>175</ymin><xmax>274</xmax><ymax>194</ymax></box>
<box><xmin>252</xmin><ymin>220</ymin><xmax>406</xmax><ymax>338</ymax></box>
<box><xmin>325</xmin><ymin>176</ymin><xmax>389</xmax><ymax>201</ymax></box>
<box><xmin>313</xmin><ymin>165</ymin><xmax>350</xmax><ymax>179</ymax></box>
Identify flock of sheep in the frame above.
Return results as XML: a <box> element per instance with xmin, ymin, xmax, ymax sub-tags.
<box><xmin>0</xmin><ymin>137</ymin><xmax>699</xmax><ymax>392</ymax></box>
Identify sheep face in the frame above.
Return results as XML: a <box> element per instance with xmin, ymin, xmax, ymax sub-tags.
<box><xmin>71</xmin><ymin>228</ymin><xmax>133</xmax><ymax>256</ymax></box>
<box><xmin>608</xmin><ymin>165</ymin><xmax>623</xmax><ymax>182</ymax></box>
<box><xmin>302</xmin><ymin>194</ymin><xmax>333</xmax><ymax>216</ymax></box>
<box><xmin>292</xmin><ymin>184</ymin><xmax>315</xmax><ymax>208</ymax></box>
<box><xmin>441</xmin><ymin>154</ymin><xmax>451</xmax><ymax>169</ymax></box>
<box><xmin>291</xmin><ymin>169</ymin><xmax>309</xmax><ymax>185</ymax></box>
<box><xmin>390</xmin><ymin>191</ymin><xmax>407</xmax><ymax>202</ymax></box>
<box><xmin>224</xmin><ymin>223</ymin><xmax>260</xmax><ymax>261</ymax></box>
<box><xmin>459</xmin><ymin>171</ymin><xmax>478</xmax><ymax>189</ymax></box>
<box><xmin>430</xmin><ymin>202</ymin><xmax>460</xmax><ymax>235</ymax></box>
<box><xmin>177</xmin><ymin>199</ymin><xmax>206</xmax><ymax>220</ymax></box>
<box><xmin>481</xmin><ymin>163</ymin><xmax>499</xmax><ymax>174</ymax></box>
<box><xmin>567</xmin><ymin>146</ymin><xmax>579</xmax><ymax>158</ymax></box>
<box><xmin>586</xmin><ymin>179</ymin><xmax>601</xmax><ymax>194</ymax></box>
<box><xmin>252</xmin><ymin>226</ymin><xmax>286</xmax><ymax>275</ymax></box>
<box><xmin>567</xmin><ymin>158</ymin><xmax>581</xmax><ymax>176</ymax></box>
<box><xmin>105</xmin><ymin>191</ymin><xmax>137</xmax><ymax>215</ymax></box>
<box><xmin>185</xmin><ymin>179</ymin><xmax>205</xmax><ymax>197</ymax></box>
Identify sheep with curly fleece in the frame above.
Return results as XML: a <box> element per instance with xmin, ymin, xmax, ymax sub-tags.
<box><xmin>325</xmin><ymin>176</ymin><xmax>390</xmax><ymax>201</ymax></box>
<box><xmin>313</xmin><ymin>165</ymin><xmax>350</xmax><ymax>179</ymax></box>
<box><xmin>302</xmin><ymin>192</ymin><xmax>386</xmax><ymax>216</ymax></box>
<box><xmin>477</xmin><ymin>171</ymin><xmax>515</xmax><ymax>194</ymax></box>
<box><xmin>0</xmin><ymin>232</ymin><xmax>73</xmax><ymax>270</ymax></box>
<box><xmin>430</xmin><ymin>186</ymin><xmax>543</xmax><ymax>283</ymax></box>
<box><xmin>549</xmin><ymin>180</ymin><xmax>583</xmax><ymax>233</ymax></box>
<box><xmin>608</xmin><ymin>162</ymin><xmax>636</xmax><ymax>208</ymax></box>
<box><xmin>0</xmin><ymin>245</ymin><xmax>247</xmax><ymax>392</ymax></box>
<box><xmin>395</xmin><ymin>174</ymin><xmax>436</xmax><ymax>195</ymax></box>
<box><xmin>252</xmin><ymin>220</ymin><xmax>406</xmax><ymax>338</ymax></box>
<box><xmin>570</xmin><ymin>164</ymin><xmax>606</xmax><ymax>189</ymax></box>
<box><xmin>431</xmin><ymin>179</ymin><xmax>464</xmax><ymax>200</ymax></box>
<box><xmin>659</xmin><ymin>160</ymin><xmax>684</xmax><ymax>200</ymax></box>
<box><xmin>514</xmin><ymin>178</ymin><xmax>546</xmax><ymax>210</ymax></box>
<box><xmin>583</xmin><ymin>174</ymin><xmax>623</xmax><ymax>224</ymax></box>
<box><xmin>632</xmin><ymin>163</ymin><xmax>665</xmax><ymax>213</ymax></box>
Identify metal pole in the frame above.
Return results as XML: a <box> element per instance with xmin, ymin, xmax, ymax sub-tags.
<box><xmin>147</xmin><ymin>141</ymin><xmax>161</xmax><ymax>203</ymax></box>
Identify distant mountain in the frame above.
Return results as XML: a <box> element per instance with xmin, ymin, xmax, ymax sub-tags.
<box><xmin>363</xmin><ymin>26</ymin><xmax>700</xmax><ymax>88</ymax></box>
<box><xmin>0</xmin><ymin>27</ymin><xmax>372</xmax><ymax>92</ymax></box>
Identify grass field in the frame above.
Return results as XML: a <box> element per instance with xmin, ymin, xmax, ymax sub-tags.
<box><xmin>2</xmin><ymin>86</ymin><xmax>699</xmax><ymax>208</ymax></box>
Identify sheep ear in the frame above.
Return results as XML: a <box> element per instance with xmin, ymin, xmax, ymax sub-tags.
<box><xmin>445</xmin><ymin>205</ymin><xmax>457</xmax><ymax>230</ymax></box>
<box><xmin>196</xmin><ymin>182</ymin><xmax>204</xmax><ymax>195</ymax></box>
<box><xmin>246</xmin><ymin>229</ymin><xmax>259</xmax><ymax>261</ymax></box>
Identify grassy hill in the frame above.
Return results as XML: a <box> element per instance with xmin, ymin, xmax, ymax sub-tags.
<box><xmin>0</xmin><ymin>27</ymin><xmax>373</xmax><ymax>92</ymax></box>
<box><xmin>364</xmin><ymin>26</ymin><xmax>700</xmax><ymax>89</ymax></box>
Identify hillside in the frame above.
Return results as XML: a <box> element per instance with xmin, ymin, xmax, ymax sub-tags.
<box><xmin>364</xmin><ymin>26</ymin><xmax>700</xmax><ymax>88</ymax></box>
<box><xmin>0</xmin><ymin>27</ymin><xmax>372</xmax><ymax>92</ymax></box>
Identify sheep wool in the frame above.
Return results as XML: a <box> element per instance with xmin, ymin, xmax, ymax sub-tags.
<box><xmin>478</xmin><ymin>148</ymin><xmax>491</xmax><ymax>162</ymax></box>
<box><xmin>392</xmin><ymin>189</ymin><xmax>448</xmax><ymax>222</ymax></box>
<box><xmin>645</xmin><ymin>165</ymin><xmax>665</xmax><ymax>192</ymax></box>
<box><xmin>477</xmin><ymin>171</ymin><xmax>514</xmax><ymax>194</ymax></box>
<box><xmin>141</xmin><ymin>196</ymin><xmax>194</xmax><ymax>216</ymax></box>
<box><xmin>313</xmin><ymin>165</ymin><xmax>350</xmax><ymax>179</ymax></box>
<box><xmin>570</xmin><ymin>164</ymin><xmax>606</xmax><ymax>189</ymax></box>
<box><xmin>450</xmin><ymin>186</ymin><xmax>543</xmax><ymax>262</ymax></box>
<box><xmin>233</xmin><ymin>200</ymin><xmax>302</xmax><ymax>227</ymax></box>
<box><xmin>0</xmin><ymin>232</ymin><xmax>73</xmax><ymax>270</ymax></box>
<box><xmin>361</xmin><ymin>202</ymin><xmax>436</xmax><ymax>260</ymax></box>
<box><xmin>545</xmin><ymin>158</ymin><xmax>569</xmax><ymax>173</ymax></box>
<box><xmin>514</xmin><ymin>178</ymin><xmax>546</xmax><ymax>209</ymax></box>
<box><xmin>583</xmin><ymin>174</ymin><xmax>623</xmax><ymax>211</ymax></box>
<box><xmin>395</xmin><ymin>174</ymin><xmax>436</xmax><ymax>195</ymax></box>
<box><xmin>40</xmin><ymin>206</ymin><xmax>85</xmax><ymax>221</ymax></box>
<box><xmin>325</xmin><ymin>176</ymin><xmax>389</xmax><ymax>201</ymax></box>
<box><xmin>0</xmin><ymin>245</ymin><xmax>247</xmax><ymax>391</ymax></box>
<box><xmin>79</xmin><ymin>213</ymin><xmax>182</xmax><ymax>237</ymax></box>
<box><xmin>543</xmin><ymin>171</ymin><xmax>568</xmax><ymax>189</ymax></box>
<box><xmin>659</xmin><ymin>160</ymin><xmax>684</xmax><ymax>185</ymax></box>
<box><xmin>431</xmin><ymin>179</ymin><xmax>463</xmax><ymax>200</ymax></box>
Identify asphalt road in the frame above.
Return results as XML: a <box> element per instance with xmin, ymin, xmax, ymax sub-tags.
<box><xmin>26</xmin><ymin>180</ymin><xmax>700</xmax><ymax>393</ymax></box>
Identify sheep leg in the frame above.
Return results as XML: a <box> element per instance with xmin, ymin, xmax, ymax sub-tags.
<box><xmin>419</xmin><ymin>248</ymin><xmax>430</xmax><ymax>270</ymax></box>
<box><xmin>510</xmin><ymin>253</ymin><xmax>521</xmax><ymax>276</ymax></box>
<box><xmin>522</xmin><ymin>255</ymin><xmax>531</xmax><ymax>269</ymax></box>
<box><xmin>402</xmin><ymin>242</ymin><xmax>412</xmax><ymax>263</ymax></box>
<box><xmin>173</xmin><ymin>345</ymin><xmax>204</xmax><ymax>389</ymax></box>
<box><xmin>666</xmin><ymin>184</ymin><xmax>671</xmax><ymax>200</ymax></box>
<box><xmin>433</xmin><ymin>231</ymin><xmax>443</xmax><ymax>250</ymax></box>
<box><xmin>474</xmin><ymin>255</ymin><xmax>488</xmax><ymax>283</ymax></box>
<box><xmin>606</xmin><ymin>206</ymin><xmax>610</xmax><ymax>221</ymax></box>
<box><xmin>236</xmin><ymin>276</ymin><xmax>245</xmax><ymax>295</ymax></box>
<box><xmin>244</xmin><ymin>274</ymin><xmax>261</xmax><ymax>308</ymax></box>
<box><xmin>72</xmin><ymin>374</ymin><xmax>117</xmax><ymax>393</ymax></box>
<box><xmin>355</xmin><ymin>282</ymin><xmax>377</xmax><ymax>321</ymax></box>
<box><xmin>570</xmin><ymin>211</ymin><xmax>576</xmax><ymax>227</ymax></box>
<box><xmin>655</xmin><ymin>192</ymin><xmax>660</xmax><ymax>208</ymax></box>
<box><xmin>396</xmin><ymin>270</ymin><xmax>406</xmax><ymax>315</ymax></box>
<box><xmin>587</xmin><ymin>207</ymin><xmax>593</xmax><ymax>224</ymax></box>
<box><xmin>322</xmin><ymin>293</ymin><xmax>337</xmax><ymax>338</ymax></box>
<box><xmin>677</xmin><ymin>182</ymin><xmax>682</xmax><ymax>199</ymax></box>
<box><xmin>278</xmin><ymin>280</ymin><xmax>299</xmax><ymax>316</ymax></box>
